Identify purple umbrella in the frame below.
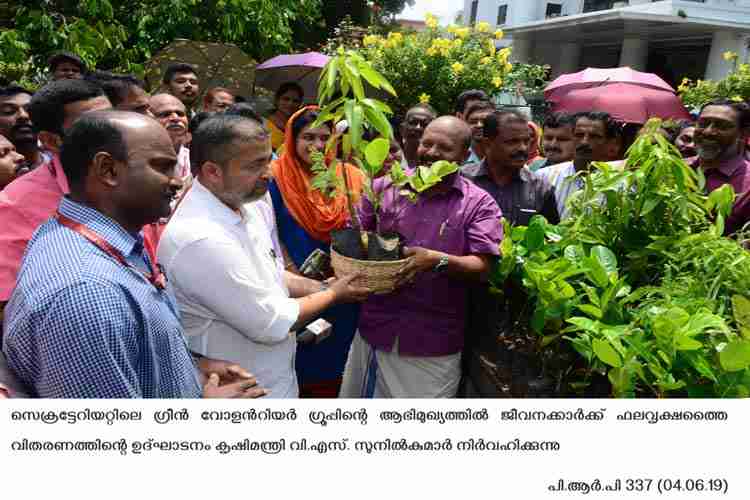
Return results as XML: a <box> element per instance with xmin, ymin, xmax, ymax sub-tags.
<box><xmin>254</xmin><ymin>52</ymin><xmax>331</xmax><ymax>102</ymax></box>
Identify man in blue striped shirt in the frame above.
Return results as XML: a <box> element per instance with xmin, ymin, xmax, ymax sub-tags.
<box><xmin>2</xmin><ymin>110</ymin><xmax>266</xmax><ymax>398</ymax></box>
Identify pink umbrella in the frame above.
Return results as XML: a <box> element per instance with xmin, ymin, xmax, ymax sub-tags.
<box><xmin>254</xmin><ymin>52</ymin><xmax>330</xmax><ymax>101</ymax></box>
<box><xmin>550</xmin><ymin>83</ymin><xmax>691</xmax><ymax>124</ymax></box>
<box><xmin>545</xmin><ymin>67</ymin><xmax>675</xmax><ymax>99</ymax></box>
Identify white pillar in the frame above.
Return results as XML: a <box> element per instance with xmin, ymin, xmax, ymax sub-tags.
<box><xmin>619</xmin><ymin>38</ymin><xmax>648</xmax><ymax>70</ymax></box>
<box><xmin>511</xmin><ymin>38</ymin><xmax>533</xmax><ymax>63</ymax></box>
<box><xmin>555</xmin><ymin>42</ymin><xmax>581</xmax><ymax>76</ymax></box>
<box><xmin>705</xmin><ymin>31</ymin><xmax>744</xmax><ymax>81</ymax></box>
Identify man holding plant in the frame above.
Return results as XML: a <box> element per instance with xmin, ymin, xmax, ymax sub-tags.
<box><xmin>340</xmin><ymin>116</ymin><xmax>503</xmax><ymax>398</ymax></box>
<box><xmin>691</xmin><ymin>100</ymin><xmax>750</xmax><ymax>234</ymax></box>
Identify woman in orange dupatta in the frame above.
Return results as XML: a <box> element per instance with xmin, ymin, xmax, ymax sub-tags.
<box><xmin>268</xmin><ymin>106</ymin><xmax>364</xmax><ymax>398</ymax></box>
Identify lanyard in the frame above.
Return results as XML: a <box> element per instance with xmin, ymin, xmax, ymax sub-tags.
<box><xmin>55</xmin><ymin>212</ymin><xmax>167</xmax><ymax>290</ymax></box>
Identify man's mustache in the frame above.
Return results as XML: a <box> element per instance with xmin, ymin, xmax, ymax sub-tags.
<box><xmin>511</xmin><ymin>152</ymin><xmax>527</xmax><ymax>161</ymax></box>
<box><xmin>576</xmin><ymin>145</ymin><xmax>593</xmax><ymax>154</ymax></box>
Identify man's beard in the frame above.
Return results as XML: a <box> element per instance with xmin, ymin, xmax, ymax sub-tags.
<box><xmin>695</xmin><ymin>140</ymin><xmax>733</xmax><ymax>161</ymax></box>
<box><xmin>217</xmin><ymin>184</ymin><xmax>267</xmax><ymax>208</ymax></box>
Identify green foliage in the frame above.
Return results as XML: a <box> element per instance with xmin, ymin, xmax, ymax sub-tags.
<box><xmin>0</xmin><ymin>0</ymin><xmax>322</xmax><ymax>83</ymax></box>
<box><xmin>312</xmin><ymin>50</ymin><xmax>459</xmax><ymax>230</ymax></box>
<box><xmin>678</xmin><ymin>58</ymin><xmax>750</xmax><ymax>109</ymax></box>
<box><xmin>356</xmin><ymin>20</ymin><xmax>523</xmax><ymax>116</ymax></box>
<box><xmin>494</xmin><ymin>119</ymin><xmax>750</xmax><ymax>398</ymax></box>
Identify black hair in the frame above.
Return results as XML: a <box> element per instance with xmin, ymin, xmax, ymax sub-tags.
<box><xmin>455</xmin><ymin>89</ymin><xmax>489</xmax><ymax>114</ymax></box>
<box><xmin>85</xmin><ymin>71</ymin><xmax>144</xmax><ymax>107</ymax></box>
<box><xmin>47</xmin><ymin>51</ymin><xmax>86</xmax><ymax>73</ymax></box>
<box><xmin>543</xmin><ymin>112</ymin><xmax>575</xmax><ymax>130</ymax></box>
<box><xmin>162</xmin><ymin>63</ymin><xmax>198</xmax><ymax>85</ymax></box>
<box><xmin>234</xmin><ymin>95</ymin><xmax>247</xmax><ymax>103</ymax></box>
<box><xmin>59</xmin><ymin>111</ymin><xmax>128</xmax><ymax>190</ymax></box>
<box><xmin>0</xmin><ymin>85</ymin><xmax>33</xmax><ymax>100</ymax></box>
<box><xmin>291</xmin><ymin>109</ymin><xmax>330</xmax><ymax>143</ymax></box>
<box><xmin>224</xmin><ymin>102</ymin><xmax>263</xmax><ymax>124</ymax></box>
<box><xmin>699</xmin><ymin>99</ymin><xmax>750</xmax><ymax>129</ymax></box>
<box><xmin>275</xmin><ymin>82</ymin><xmax>304</xmax><ymax>103</ymax></box>
<box><xmin>188</xmin><ymin>111</ymin><xmax>213</xmax><ymax>134</ymax></box>
<box><xmin>190</xmin><ymin>114</ymin><xmax>267</xmax><ymax>176</ymax></box>
<box><xmin>28</xmin><ymin>79</ymin><xmax>106</xmax><ymax>135</ymax></box>
<box><xmin>405</xmin><ymin>103</ymin><xmax>437</xmax><ymax>119</ymax></box>
<box><xmin>574</xmin><ymin>111</ymin><xmax>621</xmax><ymax>139</ymax></box>
<box><xmin>464</xmin><ymin>100</ymin><xmax>495</xmax><ymax>121</ymax></box>
<box><xmin>483</xmin><ymin>109</ymin><xmax>528</xmax><ymax>139</ymax></box>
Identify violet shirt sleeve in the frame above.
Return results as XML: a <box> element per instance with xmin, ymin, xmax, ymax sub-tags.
<box><xmin>465</xmin><ymin>191</ymin><xmax>503</xmax><ymax>256</ymax></box>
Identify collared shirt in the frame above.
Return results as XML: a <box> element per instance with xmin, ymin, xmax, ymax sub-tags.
<box><xmin>538</xmin><ymin>161</ymin><xmax>579</xmax><ymax>220</ymax></box>
<box><xmin>690</xmin><ymin>153</ymin><xmax>750</xmax><ymax>234</ymax></box>
<box><xmin>357</xmin><ymin>172</ymin><xmax>503</xmax><ymax>357</ymax></box>
<box><xmin>2</xmin><ymin>197</ymin><xmax>201</xmax><ymax>398</ymax></box>
<box><xmin>462</xmin><ymin>161</ymin><xmax>560</xmax><ymax>226</ymax></box>
<box><xmin>0</xmin><ymin>155</ymin><xmax>69</xmax><ymax>301</ymax></box>
<box><xmin>158</xmin><ymin>179</ymin><xmax>300</xmax><ymax>398</ymax></box>
<box><xmin>0</xmin><ymin>154</ymin><xmax>159</xmax><ymax>302</ymax></box>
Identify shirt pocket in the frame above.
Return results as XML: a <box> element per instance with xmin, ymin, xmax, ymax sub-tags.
<box><xmin>434</xmin><ymin>216</ymin><xmax>465</xmax><ymax>254</ymax></box>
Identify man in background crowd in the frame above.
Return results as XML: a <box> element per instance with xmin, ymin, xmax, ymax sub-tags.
<box><xmin>0</xmin><ymin>79</ymin><xmax>111</xmax><ymax>319</ymax></box>
<box><xmin>0</xmin><ymin>86</ymin><xmax>44</xmax><ymax>171</ymax></box>
<box><xmin>691</xmin><ymin>100</ymin><xmax>750</xmax><ymax>234</ymax></box>
<box><xmin>675</xmin><ymin>120</ymin><xmax>697</xmax><ymax>158</ymax></box>
<box><xmin>150</xmin><ymin>93</ymin><xmax>191</xmax><ymax>180</ymax></box>
<box><xmin>48</xmin><ymin>52</ymin><xmax>86</xmax><ymax>80</ymax></box>
<box><xmin>531</xmin><ymin>112</ymin><xmax>576</xmax><ymax>171</ymax></box>
<box><xmin>203</xmin><ymin>87</ymin><xmax>235</xmax><ymax>113</ymax></box>
<box><xmin>541</xmin><ymin>111</ymin><xmax>624</xmax><ymax>219</ymax></box>
<box><xmin>399</xmin><ymin>103</ymin><xmax>436</xmax><ymax>168</ymax></box>
<box><xmin>0</xmin><ymin>134</ymin><xmax>25</xmax><ymax>190</ymax></box>
<box><xmin>463</xmin><ymin>100</ymin><xmax>495</xmax><ymax>165</ymax></box>
<box><xmin>455</xmin><ymin>89</ymin><xmax>490</xmax><ymax>122</ymax></box>
<box><xmin>162</xmin><ymin>62</ymin><xmax>200</xmax><ymax>115</ymax></box>
<box><xmin>86</xmin><ymin>71</ymin><xmax>153</xmax><ymax>116</ymax></box>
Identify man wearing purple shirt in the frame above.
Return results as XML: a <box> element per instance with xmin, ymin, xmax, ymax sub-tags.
<box><xmin>690</xmin><ymin>100</ymin><xmax>750</xmax><ymax>235</ymax></box>
<box><xmin>340</xmin><ymin>116</ymin><xmax>503</xmax><ymax>398</ymax></box>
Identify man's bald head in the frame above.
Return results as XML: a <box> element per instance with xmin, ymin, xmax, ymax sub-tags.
<box><xmin>417</xmin><ymin>116</ymin><xmax>472</xmax><ymax>166</ymax></box>
<box><xmin>60</xmin><ymin>110</ymin><xmax>172</xmax><ymax>190</ymax></box>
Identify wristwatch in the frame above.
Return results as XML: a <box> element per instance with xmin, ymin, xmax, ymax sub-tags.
<box><xmin>433</xmin><ymin>253</ymin><xmax>449</xmax><ymax>273</ymax></box>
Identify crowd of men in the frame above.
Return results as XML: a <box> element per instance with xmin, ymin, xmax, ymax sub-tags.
<box><xmin>1</xmin><ymin>50</ymin><xmax>748</xmax><ymax>399</ymax></box>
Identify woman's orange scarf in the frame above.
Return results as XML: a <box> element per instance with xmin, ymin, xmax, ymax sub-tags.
<box><xmin>528</xmin><ymin>121</ymin><xmax>544</xmax><ymax>163</ymax></box>
<box><xmin>271</xmin><ymin>106</ymin><xmax>364</xmax><ymax>243</ymax></box>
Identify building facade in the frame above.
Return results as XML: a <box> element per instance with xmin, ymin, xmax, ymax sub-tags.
<box><xmin>463</xmin><ymin>0</ymin><xmax>750</xmax><ymax>86</ymax></box>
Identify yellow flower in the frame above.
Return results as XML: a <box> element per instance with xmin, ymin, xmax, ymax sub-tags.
<box><xmin>447</xmin><ymin>25</ymin><xmax>457</xmax><ymax>34</ymax></box>
<box><xmin>388</xmin><ymin>31</ymin><xmax>403</xmax><ymax>44</ymax></box>
<box><xmin>480</xmin><ymin>56</ymin><xmax>492</xmax><ymax>65</ymax></box>
<box><xmin>731</xmin><ymin>95</ymin><xmax>744</xmax><ymax>102</ymax></box>
<box><xmin>451</xmin><ymin>62</ymin><xmax>464</xmax><ymax>75</ymax></box>
<box><xmin>426</xmin><ymin>47</ymin><xmax>438</xmax><ymax>57</ymax></box>
<box><xmin>494</xmin><ymin>29</ymin><xmax>504</xmax><ymax>40</ymax></box>
<box><xmin>362</xmin><ymin>35</ymin><xmax>380</xmax><ymax>47</ymax></box>
<box><xmin>476</xmin><ymin>21</ymin><xmax>490</xmax><ymax>33</ymax></box>
<box><xmin>419</xmin><ymin>93</ymin><xmax>431</xmax><ymax>104</ymax></box>
<box><xmin>504</xmin><ymin>62</ymin><xmax>513</xmax><ymax>73</ymax></box>
<box><xmin>486</xmin><ymin>40</ymin><xmax>496</xmax><ymax>56</ymax></box>
<box><xmin>453</xmin><ymin>38</ymin><xmax>463</xmax><ymax>49</ymax></box>
<box><xmin>425</xmin><ymin>13</ymin><xmax>439</xmax><ymax>29</ymax></box>
<box><xmin>455</xmin><ymin>27</ymin><xmax>470</xmax><ymax>39</ymax></box>
<box><xmin>492</xmin><ymin>76</ymin><xmax>503</xmax><ymax>88</ymax></box>
<box><xmin>723</xmin><ymin>51</ymin><xmax>738</xmax><ymax>61</ymax></box>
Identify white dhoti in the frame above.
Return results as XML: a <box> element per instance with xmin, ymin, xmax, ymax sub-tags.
<box><xmin>339</xmin><ymin>332</ymin><xmax>461</xmax><ymax>398</ymax></box>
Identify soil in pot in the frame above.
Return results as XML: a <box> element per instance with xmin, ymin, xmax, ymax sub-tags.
<box><xmin>367</xmin><ymin>231</ymin><xmax>402</xmax><ymax>261</ymax></box>
<box><xmin>331</xmin><ymin>228</ymin><xmax>367</xmax><ymax>260</ymax></box>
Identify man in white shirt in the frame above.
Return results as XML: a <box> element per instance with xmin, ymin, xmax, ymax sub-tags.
<box><xmin>158</xmin><ymin>114</ymin><xmax>368</xmax><ymax>398</ymax></box>
<box><xmin>540</xmin><ymin>111</ymin><xmax>624</xmax><ymax>219</ymax></box>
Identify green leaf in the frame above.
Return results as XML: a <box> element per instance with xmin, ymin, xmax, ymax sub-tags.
<box><xmin>590</xmin><ymin>246</ymin><xmax>618</xmax><ymax>279</ymax></box>
<box><xmin>578</xmin><ymin>304</ymin><xmax>603</xmax><ymax>319</ymax></box>
<box><xmin>525</xmin><ymin>216</ymin><xmax>545</xmax><ymax>252</ymax></box>
<box><xmin>363</xmin><ymin>107</ymin><xmax>392</xmax><ymax>140</ymax></box>
<box><xmin>349</xmin><ymin>103</ymin><xmax>364</xmax><ymax>152</ymax></box>
<box><xmin>732</xmin><ymin>295</ymin><xmax>750</xmax><ymax>339</ymax></box>
<box><xmin>593</xmin><ymin>338</ymin><xmax>623</xmax><ymax>368</ymax></box>
<box><xmin>364</xmin><ymin>138</ymin><xmax>390</xmax><ymax>171</ymax></box>
<box><xmin>430</xmin><ymin>160</ymin><xmax>459</xmax><ymax>178</ymax></box>
<box><xmin>719</xmin><ymin>340</ymin><xmax>750</xmax><ymax>372</ymax></box>
<box><xmin>583</xmin><ymin>256</ymin><xmax>609</xmax><ymax>288</ymax></box>
<box><xmin>566</xmin><ymin>317</ymin><xmax>600</xmax><ymax>333</ymax></box>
